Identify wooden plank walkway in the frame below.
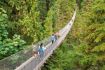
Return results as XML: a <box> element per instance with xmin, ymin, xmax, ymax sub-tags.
<box><xmin>15</xmin><ymin>11</ymin><xmax>76</xmax><ymax>70</ymax></box>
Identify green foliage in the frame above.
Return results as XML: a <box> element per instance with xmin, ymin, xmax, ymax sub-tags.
<box><xmin>44</xmin><ymin>0</ymin><xmax>75</xmax><ymax>37</ymax></box>
<box><xmin>43</xmin><ymin>0</ymin><xmax>105</xmax><ymax>70</ymax></box>
<box><xmin>1</xmin><ymin>1</ymin><xmax>104</xmax><ymax>70</ymax></box>
<box><xmin>0</xmin><ymin>8</ymin><xmax>25</xmax><ymax>59</ymax></box>
<box><xmin>0</xmin><ymin>0</ymin><xmax>75</xmax><ymax>60</ymax></box>
<box><xmin>68</xmin><ymin>0</ymin><xmax>105</xmax><ymax>69</ymax></box>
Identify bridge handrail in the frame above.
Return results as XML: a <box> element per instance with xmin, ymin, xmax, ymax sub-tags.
<box><xmin>0</xmin><ymin>37</ymin><xmax>52</xmax><ymax>70</ymax></box>
<box><xmin>15</xmin><ymin>10</ymin><xmax>76</xmax><ymax>70</ymax></box>
<box><xmin>0</xmin><ymin>10</ymin><xmax>76</xmax><ymax>70</ymax></box>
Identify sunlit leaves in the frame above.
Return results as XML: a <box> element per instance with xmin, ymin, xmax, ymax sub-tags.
<box><xmin>47</xmin><ymin>0</ymin><xmax>105</xmax><ymax>70</ymax></box>
<box><xmin>0</xmin><ymin>8</ymin><xmax>26</xmax><ymax>59</ymax></box>
<box><xmin>92</xmin><ymin>43</ymin><xmax>105</xmax><ymax>52</ymax></box>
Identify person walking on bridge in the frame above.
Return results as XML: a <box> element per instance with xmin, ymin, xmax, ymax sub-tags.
<box><xmin>55</xmin><ymin>32</ymin><xmax>60</xmax><ymax>40</ymax></box>
<box><xmin>38</xmin><ymin>43</ymin><xmax>46</xmax><ymax>59</ymax></box>
<box><xmin>51</xmin><ymin>34</ymin><xmax>56</xmax><ymax>44</ymax></box>
<box><xmin>32</xmin><ymin>44</ymin><xmax>38</xmax><ymax>57</ymax></box>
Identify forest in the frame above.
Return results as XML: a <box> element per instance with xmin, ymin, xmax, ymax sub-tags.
<box><xmin>0</xmin><ymin>0</ymin><xmax>105</xmax><ymax>70</ymax></box>
<box><xmin>42</xmin><ymin>0</ymin><xmax>105</xmax><ymax>70</ymax></box>
<box><xmin>0</xmin><ymin>0</ymin><xmax>75</xmax><ymax>59</ymax></box>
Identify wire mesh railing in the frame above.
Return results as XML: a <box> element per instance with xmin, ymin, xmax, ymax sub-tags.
<box><xmin>0</xmin><ymin>11</ymin><xmax>76</xmax><ymax>70</ymax></box>
<box><xmin>15</xmin><ymin>11</ymin><xmax>76</xmax><ymax>70</ymax></box>
<box><xmin>0</xmin><ymin>21</ymin><xmax>68</xmax><ymax>70</ymax></box>
<box><xmin>0</xmin><ymin>37</ymin><xmax>52</xmax><ymax>70</ymax></box>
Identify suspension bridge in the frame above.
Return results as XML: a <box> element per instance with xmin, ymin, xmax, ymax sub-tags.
<box><xmin>0</xmin><ymin>11</ymin><xmax>76</xmax><ymax>70</ymax></box>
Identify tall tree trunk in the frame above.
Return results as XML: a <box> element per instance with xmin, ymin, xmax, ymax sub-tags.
<box><xmin>46</xmin><ymin>0</ymin><xmax>50</xmax><ymax>11</ymax></box>
<box><xmin>76</xmin><ymin>0</ymin><xmax>81</xmax><ymax>9</ymax></box>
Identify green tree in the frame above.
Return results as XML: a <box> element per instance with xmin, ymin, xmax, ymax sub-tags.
<box><xmin>0</xmin><ymin>8</ymin><xmax>26</xmax><ymax>59</ymax></box>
